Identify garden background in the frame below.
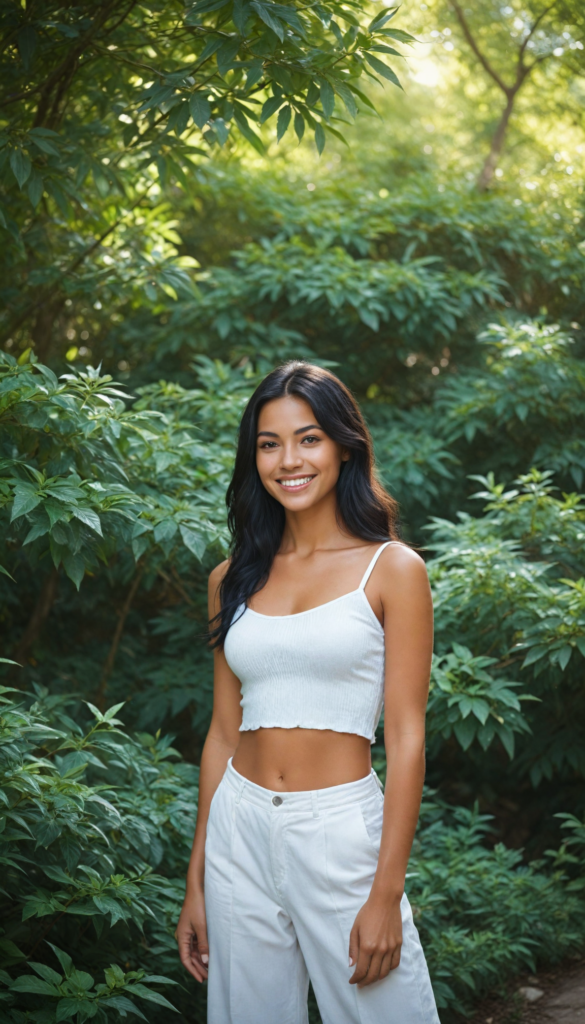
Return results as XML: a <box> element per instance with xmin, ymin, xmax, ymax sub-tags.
<box><xmin>1</xmin><ymin>1</ymin><xmax>585</xmax><ymax>1021</ymax></box>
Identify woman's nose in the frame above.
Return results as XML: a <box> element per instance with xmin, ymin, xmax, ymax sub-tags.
<box><xmin>280</xmin><ymin>444</ymin><xmax>303</xmax><ymax>470</ymax></box>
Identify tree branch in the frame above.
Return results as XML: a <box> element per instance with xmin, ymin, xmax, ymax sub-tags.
<box><xmin>519</xmin><ymin>2</ymin><xmax>558</xmax><ymax>61</ymax></box>
<box><xmin>449</xmin><ymin>0</ymin><xmax>511</xmax><ymax>95</ymax></box>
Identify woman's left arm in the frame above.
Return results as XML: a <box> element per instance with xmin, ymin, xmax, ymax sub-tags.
<box><xmin>349</xmin><ymin>544</ymin><xmax>433</xmax><ymax>988</ymax></box>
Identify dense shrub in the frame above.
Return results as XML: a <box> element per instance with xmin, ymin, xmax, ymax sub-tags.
<box><xmin>0</xmin><ymin>685</ymin><xmax>201</xmax><ymax>1023</ymax></box>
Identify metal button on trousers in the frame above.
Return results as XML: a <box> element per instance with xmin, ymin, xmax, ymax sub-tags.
<box><xmin>204</xmin><ymin>758</ymin><xmax>440</xmax><ymax>1024</ymax></box>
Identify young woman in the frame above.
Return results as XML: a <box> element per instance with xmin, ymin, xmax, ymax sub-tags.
<box><xmin>176</xmin><ymin>361</ymin><xmax>440</xmax><ymax>1024</ymax></box>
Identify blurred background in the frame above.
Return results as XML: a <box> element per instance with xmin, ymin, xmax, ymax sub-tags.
<box><xmin>1</xmin><ymin>1</ymin><xmax>585</xmax><ymax>1020</ymax></box>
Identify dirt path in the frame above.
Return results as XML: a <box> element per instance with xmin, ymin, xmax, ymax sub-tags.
<box><xmin>466</xmin><ymin>957</ymin><xmax>585</xmax><ymax>1023</ymax></box>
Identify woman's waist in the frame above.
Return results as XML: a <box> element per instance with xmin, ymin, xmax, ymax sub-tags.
<box><xmin>231</xmin><ymin>726</ymin><xmax>372</xmax><ymax>792</ymax></box>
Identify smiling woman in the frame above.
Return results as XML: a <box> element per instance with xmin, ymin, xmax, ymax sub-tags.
<box><xmin>175</xmin><ymin>362</ymin><xmax>440</xmax><ymax>1024</ymax></box>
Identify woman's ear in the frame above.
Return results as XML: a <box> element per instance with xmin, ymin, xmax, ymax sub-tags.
<box><xmin>341</xmin><ymin>449</ymin><xmax>351</xmax><ymax>462</ymax></box>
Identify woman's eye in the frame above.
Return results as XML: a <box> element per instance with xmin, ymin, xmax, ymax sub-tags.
<box><xmin>259</xmin><ymin>441</ymin><xmax>278</xmax><ymax>449</ymax></box>
<box><xmin>302</xmin><ymin>435</ymin><xmax>320</xmax><ymax>444</ymax></box>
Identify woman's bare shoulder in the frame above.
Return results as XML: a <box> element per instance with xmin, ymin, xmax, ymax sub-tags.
<box><xmin>209</xmin><ymin>558</ymin><xmax>230</xmax><ymax>589</ymax></box>
<box><xmin>378</xmin><ymin>542</ymin><xmax>429</xmax><ymax>587</ymax></box>
<box><xmin>208</xmin><ymin>559</ymin><xmax>231</xmax><ymax>617</ymax></box>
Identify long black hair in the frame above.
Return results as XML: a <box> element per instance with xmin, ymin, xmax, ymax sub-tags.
<box><xmin>210</xmin><ymin>361</ymin><xmax>401</xmax><ymax>648</ymax></box>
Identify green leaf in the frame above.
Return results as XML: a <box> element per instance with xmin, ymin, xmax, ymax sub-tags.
<box><xmin>93</xmin><ymin>895</ymin><xmax>129</xmax><ymax>926</ymax></box>
<box><xmin>180</xmin><ymin>525</ymin><xmax>206</xmax><ymax>560</ymax></box>
<box><xmin>276</xmin><ymin>104</ymin><xmax>292</xmax><ymax>141</ymax></box>
<box><xmin>55</xmin><ymin>998</ymin><xmax>93</xmax><ymax>1022</ymax></box>
<box><xmin>319</xmin><ymin>79</ymin><xmax>335</xmax><ymax>120</ymax></box>
<box><xmin>260</xmin><ymin>95</ymin><xmax>283</xmax><ymax>123</ymax></box>
<box><xmin>453</xmin><ymin>715</ymin><xmax>477</xmax><ymax>751</ymax></box>
<box><xmin>233</xmin><ymin>108</ymin><xmax>265</xmax><ymax>154</ymax></box>
<box><xmin>11</xmin><ymin>975</ymin><xmax>60</xmax><ymax>995</ymax></box>
<box><xmin>294</xmin><ymin>111</ymin><xmax>305</xmax><ymax>141</ymax></box>
<box><xmin>62</xmin><ymin>551</ymin><xmax>85</xmax><ymax>590</ymax></box>
<box><xmin>104</xmin><ymin>995</ymin><xmax>147</xmax><ymax>1020</ymax></box>
<box><xmin>47</xmin><ymin>944</ymin><xmax>73</xmax><ymax>978</ymax></box>
<box><xmin>334</xmin><ymin>82</ymin><xmax>357</xmax><ymax>119</ymax></box>
<box><xmin>314</xmin><ymin>122</ymin><xmax>325</xmax><ymax>155</ymax></box>
<box><xmin>246</xmin><ymin>59</ymin><xmax>264</xmax><ymax>88</ymax></box>
<box><xmin>28</xmin><ymin>171</ymin><xmax>44</xmax><ymax>208</ymax></box>
<box><xmin>363</xmin><ymin>52</ymin><xmax>403</xmax><ymax>89</ymax></box>
<box><xmin>213</xmin><ymin>118</ymin><xmax>230</xmax><ymax>146</ymax></box>
<box><xmin>369</xmin><ymin>43</ymin><xmax>403</xmax><ymax>57</ymax></box>
<box><xmin>216</xmin><ymin>38</ymin><xmax>240</xmax><ymax>77</ymax></box>
<box><xmin>190</xmin><ymin>93</ymin><xmax>211</xmax><ymax>129</ymax></box>
<box><xmin>556</xmin><ymin>645</ymin><xmax>572</xmax><ymax>671</ymax></box>
<box><xmin>130</xmin><ymin>984</ymin><xmax>179</xmax><ymax>1011</ymax></box>
<box><xmin>11</xmin><ymin>483</ymin><xmax>42</xmax><ymax>521</ymax></box>
<box><xmin>30</xmin><ymin>962</ymin><xmax>63</xmax><ymax>986</ymax></box>
<box><xmin>197</xmin><ymin>36</ymin><xmax>224</xmax><ymax>63</ymax></box>
<box><xmin>233</xmin><ymin>0</ymin><xmax>252</xmax><ymax>33</ymax></box>
<box><xmin>11</xmin><ymin>145</ymin><xmax>34</xmax><ymax>189</ymax></box>
<box><xmin>71</xmin><ymin>507</ymin><xmax>102</xmax><ymax>535</ymax></box>
<box><xmin>369</xmin><ymin>8</ymin><xmax>398</xmax><ymax>30</ymax></box>
<box><xmin>250</xmin><ymin>1</ymin><xmax>284</xmax><ymax>40</ymax></box>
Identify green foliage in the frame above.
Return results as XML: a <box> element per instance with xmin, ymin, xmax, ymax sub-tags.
<box><xmin>2</xmin><ymin>2</ymin><xmax>585</xmax><ymax>1017</ymax></box>
<box><xmin>0</xmin><ymin>687</ymin><xmax>199</xmax><ymax>1022</ymax></box>
<box><xmin>0</xmin><ymin>352</ymin><xmax>234</xmax><ymax>590</ymax></box>
<box><xmin>409</xmin><ymin>796</ymin><xmax>585</xmax><ymax>1014</ymax></box>
<box><xmin>0</xmin><ymin>0</ymin><xmax>413</xmax><ymax>365</ymax></box>
<box><xmin>427</xmin><ymin>643</ymin><xmax>534</xmax><ymax>759</ymax></box>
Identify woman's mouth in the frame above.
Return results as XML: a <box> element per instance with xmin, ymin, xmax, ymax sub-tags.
<box><xmin>276</xmin><ymin>475</ymin><xmax>316</xmax><ymax>492</ymax></box>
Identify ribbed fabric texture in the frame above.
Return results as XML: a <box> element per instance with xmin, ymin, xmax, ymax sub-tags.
<box><xmin>223</xmin><ymin>542</ymin><xmax>395</xmax><ymax>744</ymax></box>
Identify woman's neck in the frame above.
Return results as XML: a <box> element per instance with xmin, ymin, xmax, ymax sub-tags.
<box><xmin>279</xmin><ymin>489</ymin><xmax>353</xmax><ymax>556</ymax></box>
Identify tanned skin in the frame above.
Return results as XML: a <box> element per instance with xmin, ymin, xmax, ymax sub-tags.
<box><xmin>175</xmin><ymin>394</ymin><xmax>433</xmax><ymax>990</ymax></box>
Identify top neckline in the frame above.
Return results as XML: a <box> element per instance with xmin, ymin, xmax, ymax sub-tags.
<box><xmin>244</xmin><ymin>587</ymin><xmax>384</xmax><ymax>634</ymax></box>
<box><xmin>244</xmin><ymin>540</ymin><xmax>395</xmax><ymax>623</ymax></box>
<box><xmin>246</xmin><ymin>585</ymin><xmax>364</xmax><ymax>620</ymax></box>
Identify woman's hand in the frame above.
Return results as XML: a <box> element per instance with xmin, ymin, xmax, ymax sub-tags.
<box><xmin>348</xmin><ymin>893</ymin><xmax>403</xmax><ymax>988</ymax></box>
<box><xmin>175</xmin><ymin>889</ymin><xmax>209</xmax><ymax>982</ymax></box>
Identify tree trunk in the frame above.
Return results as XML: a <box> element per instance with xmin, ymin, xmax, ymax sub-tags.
<box><xmin>12</xmin><ymin>566</ymin><xmax>60</xmax><ymax>671</ymax></box>
<box><xmin>477</xmin><ymin>92</ymin><xmax>516</xmax><ymax>191</ymax></box>
<box><xmin>96</xmin><ymin>563</ymin><xmax>144</xmax><ymax>711</ymax></box>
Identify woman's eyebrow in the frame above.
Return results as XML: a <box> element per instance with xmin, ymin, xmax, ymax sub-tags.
<box><xmin>256</xmin><ymin>424</ymin><xmax>322</xmax><ymax>438</ymax></box>
<box><xmin>294</xmin><ymin>424</ymin><xmax>321</xmax><ymax>435</ymax></box>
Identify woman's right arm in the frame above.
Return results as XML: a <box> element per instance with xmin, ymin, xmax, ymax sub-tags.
<box><xmin>175</xmin><ymin>560</ymin><xmax>243</xmax><ymax>982</ymax></box>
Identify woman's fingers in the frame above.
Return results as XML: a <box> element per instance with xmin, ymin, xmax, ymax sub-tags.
<box><xmin>379</xmin><ymin>948</ymin><xmax>397</xmax><ymax>980</ymax></box>
<box><xmin>349</xmin><ymin>941</ymin><xmax>373</xmax><ymax>986</ymax></box>
<box><xmin>348</xmin><ymin>925</ymin><xmax>359</xmax><ymax>970</ymax></box>
<box><xmin>192</xmin><ymin>921</ymin><xmax>210</xmax><ymax>979</ymax></box>
<box><xmin>176</xmin><ymin>920</ymin><xmax>208</xmax><ymax>983</ymax></box>
<box><xmin>350</xmin><ymin>943</ymin><xmax>402</xmax><ymax>987</ymax></box>
<box><xmin>390</xmin><ymin>943</ymin><xmax>401</xmax><ymax>970</ymax></box>
<box><xmin>358</xmin><ymin>951</ymin><xmax>384</xmax><ymax>986</ymax></box>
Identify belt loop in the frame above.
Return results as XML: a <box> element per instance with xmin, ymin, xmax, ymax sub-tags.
<box><xmin>235</xmin><ymin>777</ymin><xmax>246</xmax><ymax>805</ymax></box>
<box><xmin>311</xmin><ymin>791</ymin><xmax>319</xmax><ymax>819</ymax></box>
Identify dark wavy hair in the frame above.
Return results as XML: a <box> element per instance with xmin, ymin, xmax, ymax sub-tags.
<box><xmin>210</xmin><ymin>361</ymin><xmax>401</xmax><ymax>648</ymax></box>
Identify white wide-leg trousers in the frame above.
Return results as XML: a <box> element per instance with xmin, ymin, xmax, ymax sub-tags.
<box><xmin>204</xmin><ymin>759</ymin><xmax>440</xmax><ymax>1024</ymax></box>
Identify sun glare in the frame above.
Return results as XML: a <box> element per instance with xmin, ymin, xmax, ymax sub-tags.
<box><xmin>410</xmin><ymin>59</ymin><xmax>441</xmax><ymax>87</ymax></box>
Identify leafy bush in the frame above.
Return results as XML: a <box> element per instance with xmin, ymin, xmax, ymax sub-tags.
<box><xmin>0</xmin><ymin>686</ymin><xmax>200</xmax><ymax>1023</ymax></box>
<box><xmin>409</xmin><ymin>796</ymin><xmax>585</xmax><ymax>1016</ymax></box>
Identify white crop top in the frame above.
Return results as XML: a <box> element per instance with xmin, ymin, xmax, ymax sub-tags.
<box><xmin>224</xmin><ymin>541</ymin><xmax>397</xmax><ymax>744</ymax></box>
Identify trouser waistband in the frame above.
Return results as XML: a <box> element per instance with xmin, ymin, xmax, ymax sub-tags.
<box><xmin>224</xmin><ymin>757</ymin><xmax>383</xmax><ymax>813</ymax></box>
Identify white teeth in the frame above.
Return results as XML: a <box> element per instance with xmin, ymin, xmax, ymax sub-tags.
<box><xmin>279</xmin><ymin>476</ymin><xmax>313</xmax><ymax>488</ymax></box>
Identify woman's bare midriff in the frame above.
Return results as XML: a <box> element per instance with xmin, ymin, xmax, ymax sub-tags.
<box><xmin>231</xmin><ymin>727</ymin><xmax>372</xmax><ymax>791</ymax></box>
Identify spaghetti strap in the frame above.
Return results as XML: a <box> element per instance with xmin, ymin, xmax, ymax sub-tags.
<box><xmin>358</xmin><ymin>541</ymin><xmax>397</xmax><ymax>590</ymax></box>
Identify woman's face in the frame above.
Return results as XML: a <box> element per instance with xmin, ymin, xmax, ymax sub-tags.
<box><xmin>256</xmin><ymin>395</ymin><xmax>349</xmax><ymax>511</ymax></box>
